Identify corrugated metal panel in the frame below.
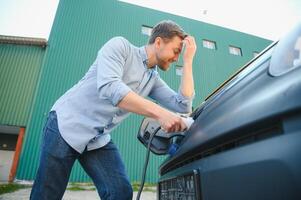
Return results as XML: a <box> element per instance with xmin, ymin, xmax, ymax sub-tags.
<box><xmin>0</xmin><ymin>43</ymin><xmax>45</xmax><ymax>126</ymax></box>
<box><xmin>17</xmin><ymin>0</ymin><xmax>272</xmax><ymax>183</ymax></box>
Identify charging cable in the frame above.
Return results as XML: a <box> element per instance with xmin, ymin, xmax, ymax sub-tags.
<box><xmin>136</xmin><ymin>126</ymin><xmax>161</xmax><ymax>200</ymax></box>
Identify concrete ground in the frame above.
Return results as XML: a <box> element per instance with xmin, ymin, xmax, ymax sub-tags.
<box><xmin>0</xmin><ymin>184</ymin><xmax>157</xmax><ymax>200</ymax></box>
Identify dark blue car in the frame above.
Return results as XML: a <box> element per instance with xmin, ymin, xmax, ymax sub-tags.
<box><xmin>139</xmin><ymin>22</ymin><xmax>301</xmax><ymax>200</ymax></box>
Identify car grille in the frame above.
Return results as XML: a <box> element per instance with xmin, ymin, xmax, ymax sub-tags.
<box><xmin>159</xmin><ymin>170</ymin><xmax>201</xmax><ymax>200</ymax></box>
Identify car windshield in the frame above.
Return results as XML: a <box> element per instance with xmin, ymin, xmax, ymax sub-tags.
<box><xmin>191</xmin><ymin>41</ymin><xmax>277</xmax><ymax>118</ymax></box>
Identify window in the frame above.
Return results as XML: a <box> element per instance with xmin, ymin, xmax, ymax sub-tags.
<box><xmin>141</xmin><ymin>25</ymin><xmax>153</xmax><ymax>36</ymax></box>
<box><xmin>229</xmin><ymin>45</ymin><xmax>242</xmax><ymax>56</ymax></box>
<box><xmin>202</xmin><ymin>39</ymin><xmax>216</xmax><ymax>50</ymax></box>
<box><xmin>175</xmin><ymin>65</ymin><xmax>183</xmax><ymax>76</ymax></box>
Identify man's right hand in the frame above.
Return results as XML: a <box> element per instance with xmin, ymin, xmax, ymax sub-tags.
<box><xmin>118</xmin><ymin>91</ymin><xmax>188</xmax><ymax>133</ymax></box>
<box><xmin>157</xmin><ymin>111</ymin><xmax>187</xmax><ymax>133</ymax></box>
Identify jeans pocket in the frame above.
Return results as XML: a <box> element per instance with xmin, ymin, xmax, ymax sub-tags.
<box><xmin>46</xmin><ymin>111</ymin><xmax>59</xmax><ymax>132</ymax></box>
<box><xmin>43</xmin><ymin>127</ymin><xmax>75</xmax><ymax>158</ymax></box>
<box><xmin>42</xmin><ymin>111</ymin><xmax>76</xmax><ymax>158</ymax></box>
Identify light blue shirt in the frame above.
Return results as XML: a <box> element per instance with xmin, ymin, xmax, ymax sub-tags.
<box><xmin>51</xmin><ymin>37</ymin><xmax>194</xmax><ymax>153</ymax></box>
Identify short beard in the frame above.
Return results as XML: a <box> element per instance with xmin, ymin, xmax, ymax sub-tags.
<box><xmin>156</xmin><ymin>56</ymin><xmax>170</xmax><ymax>71</ymax></box>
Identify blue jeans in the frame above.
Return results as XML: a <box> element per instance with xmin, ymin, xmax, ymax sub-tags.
<box><xmin>30</xmin><ymin>111</ymin><xmax>133</xmax><ymax>200</ymax></box>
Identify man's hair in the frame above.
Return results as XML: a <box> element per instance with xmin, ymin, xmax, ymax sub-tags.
<box><xmin>148</xmin><ymin>20</ymin><xmax>187</xmax><ymax>44</ymax></box>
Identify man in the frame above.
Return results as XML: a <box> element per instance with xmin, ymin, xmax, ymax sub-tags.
<box><xmin>30</xmin><ymin>20</ymin><xmax>197</xmax><ymax>200</ymax></box>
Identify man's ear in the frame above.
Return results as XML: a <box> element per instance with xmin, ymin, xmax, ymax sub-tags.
<box><xmin>154</xmin><ymin>37</ymin><xmax>161</xmax><ymax>49</ymax></box>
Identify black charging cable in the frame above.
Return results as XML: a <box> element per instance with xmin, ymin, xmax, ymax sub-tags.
<box><xmin>136</xmin><ymin>127</ymin><xmax>185</xmax><ymax>200</ymax></box>
<box><xmin>136</xmin><ymin>126</ymin><xmax>161</xmax><ymax>200</ymax></box>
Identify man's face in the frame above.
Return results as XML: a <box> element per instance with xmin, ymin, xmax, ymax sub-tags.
<box><xmin>155</xmin><ymin>36</ymin><xmax>183</xmax><ymax>71</ymax></box>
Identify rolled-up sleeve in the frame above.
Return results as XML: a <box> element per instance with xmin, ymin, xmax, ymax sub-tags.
<box><xmin>96</xmin><ymin>37</ymin><xmax>132</xmax><ymax>106</ymax></box>
<box><xmin>149</xmin><ymin>76</ymin><xmax>195</xmax><ymax>113</ymax></box>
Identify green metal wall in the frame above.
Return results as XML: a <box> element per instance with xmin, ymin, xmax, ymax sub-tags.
<box><xmin>0</xmin><ymin>44</ymin><xmax>45</xmax><ymax>126</ymax></box>
<box><xmin>16</xmin><ymin>0</ymin><xmax>272</xmax><ymax>183</ymax></box>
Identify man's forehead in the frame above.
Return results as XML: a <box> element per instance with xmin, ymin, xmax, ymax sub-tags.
<box><xmin>171</xmin><ymin>37</ymin><xmax>184</xmax><ymax>48</ymax></box>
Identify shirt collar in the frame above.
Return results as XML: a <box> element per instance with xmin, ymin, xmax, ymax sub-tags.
<box><xmin>139</xmin><ymin>46</ymin><xmax>148</xmax><ymax>65</ymax></box>
<box><xmin>139</xmin><ymin>46</ymin><xmax>158</xmax><ymax>72</ymax></box>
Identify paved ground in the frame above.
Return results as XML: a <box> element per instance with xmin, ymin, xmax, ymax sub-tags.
<box><xmin>0</xmin><ymin>187</ymin><xmax>156</xmax><ymax>200</ymax></box>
